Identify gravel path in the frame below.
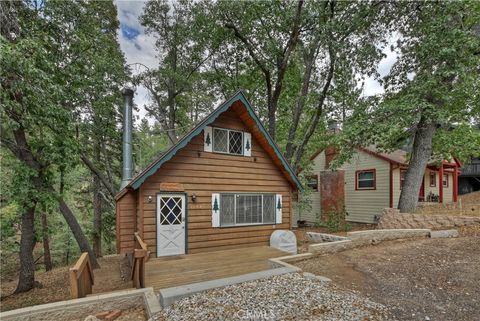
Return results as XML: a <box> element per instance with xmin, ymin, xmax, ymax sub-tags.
<box><xmin>296</xmin><ymin>233</ymin><xmax>480</xmax><ymax>321</ymax></box>
<box><xmin>150</xmin><ymin>273</ymin><xmax>391</xmax><ymax>321</ymax></box>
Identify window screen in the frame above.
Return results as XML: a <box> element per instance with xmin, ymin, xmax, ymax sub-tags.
<box><xmin>212</xmin><ymin>127</ymin><xmax>243</xmax><ymax>155</ymax></box>
<box><xmin>220</xmin><ymin>194</ymin><xmax>235</xmax><ymax>226</ymax></box>
<box><xmin>229</xmin><ymin>130</ymin><xmax>243</xmax><ymax>155</ymax></box>
<box><xmin>219</xmin><ymin>193</ymin><xmax>275</xmax><ymax>226</ymax></box>
<box><xmin>357</xmin><ymin>170</ymin><xmax>375</xmax><ymax>189</ymax></box>
<box><xmin>213</xmin><ymin>128</ymin><xmax>228</xmax><ymax>153</ymax></box>
<box><xmin>236</xmin><ymin>195</ymin><xmax>262</xmax><ymax>224</ymax></box>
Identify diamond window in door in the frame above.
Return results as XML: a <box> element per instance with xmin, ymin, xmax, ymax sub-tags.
<box><xmin>160</xmin><ymin>196</ymin><xmax>183</xmax><ymax>225</ymax></box>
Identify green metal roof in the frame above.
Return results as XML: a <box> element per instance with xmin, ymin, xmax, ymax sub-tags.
<box><xmin>124</xmin><ymin>91</ymin><xmax>303</xmax><ymax>193</ymax></box>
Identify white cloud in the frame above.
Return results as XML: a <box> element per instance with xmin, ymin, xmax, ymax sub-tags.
<box><xmin>363</xmin><ymin>47</ymin><xmax>398</xmax><ymax>96</ymax></box>
<box><xmin>115</xmin><ymin>0</ymin><xmax>157</xmax><ymax>124</ymax></box>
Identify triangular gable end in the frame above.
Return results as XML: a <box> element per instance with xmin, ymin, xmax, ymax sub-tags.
<box><xmin>117</xmin><ymin>91</ymin><xmax>303</xmax><ymax>198</ymax></box>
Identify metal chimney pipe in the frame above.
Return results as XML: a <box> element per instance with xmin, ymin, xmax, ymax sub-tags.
<box><xmin>120</xmin><ymin>86</ymin><xmax>134</xmax><ymax>189</ymax></box>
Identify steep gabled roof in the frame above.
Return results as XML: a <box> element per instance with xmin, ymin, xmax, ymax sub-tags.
<box><xmin>116</xmin><ymin>91</ymin><xmax>303</xmax><ymax>199</ymax></box>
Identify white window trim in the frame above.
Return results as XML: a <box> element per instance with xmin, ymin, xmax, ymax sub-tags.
<box><xmin>212</xmin><ymin>127</ymin><xmax>244</xmax><ymax>156</ymax></box>
<box><xmin>219</xmin><ymin>193</ymin><xmax>275</xmax><ymax>227</ymax></box>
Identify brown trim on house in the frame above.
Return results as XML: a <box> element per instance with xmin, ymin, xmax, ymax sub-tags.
<box><xmin>355</xmin><ymin>168</ymin><xmax>376</xmax><ymax>190</ymax></box>
<box><xmin>439</xmin><ymin>164</ymin><xmax>444</xmax><ymax>203</ymax></box>
<box><xmin>389</xmin><ymin>163</ymin><xmax>394</xmax><ymax>208</ymax></box>
<box><xmin>453</xmin><ymin>166</ymin><xmax>458</xmax><ymax>202</ymax></box>
<box><xmin>309</xmin><ymin>148</ymin><xmax>323</xmax><ymax>161</ymax></box>
<box><xmin>357</xmin><ymin>147</ymin><xmax>403</xmax><ymax>166</ymax></box>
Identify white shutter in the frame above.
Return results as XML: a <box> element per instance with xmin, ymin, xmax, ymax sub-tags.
<box><xmin>212</xmin><ymin>193</ymin><xmax>220</xmax><ymax>227</ymax></box>
<box><xmin>275</xmin><ymin>194</ymin><xmax>282</xmax><ymax>224</ymax></box>
<box><xmin>243</xmin><ymin>132</ymin><xmax>252</xmax><ymax>157</ymax></box>
<box><xmin>204</xmin><ymin>126</ymin><xmax>213</xmax><ymax>152</ymax></box>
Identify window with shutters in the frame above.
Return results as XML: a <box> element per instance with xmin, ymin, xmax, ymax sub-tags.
<box><xmin>213</xmin><ymin>127</ymin><xmax>243</xmax><ymax>155</ymax></box>
<box><xmin>219</xmin><ymin>193</ymin><xmax>276</xmax><ymax>226</ymax></box>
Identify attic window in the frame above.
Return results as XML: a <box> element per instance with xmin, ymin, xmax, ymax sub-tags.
<box><xmin>356</xmin><ymin>169</ymin><xmax>376</xmax><ymax>190</ymax></box>
<box><xmin>213</xmin><ymin>128</ymin><xmax>243</xmax><ymax>155</ymax></box>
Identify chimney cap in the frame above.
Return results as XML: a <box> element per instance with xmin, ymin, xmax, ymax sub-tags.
<box><xmin>121</xmin><ymin>85</ymin><xmax>135</xmax><ymax>97</ymax></box>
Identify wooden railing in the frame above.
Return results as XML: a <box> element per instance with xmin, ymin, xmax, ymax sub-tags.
<box><xmin>69</xmin><ymin>252</ymin><xmax>94</xmax><ymax>299</ymax></box>
<box><xmin>131</xmin><ymin>232</ymin><xmax>149</xmax><ymax>289</ymax></box>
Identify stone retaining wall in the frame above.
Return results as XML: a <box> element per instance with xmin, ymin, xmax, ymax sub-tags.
<box><xmin>305</xmin><ymin>229</ymin><xmax>431</xmax><ymax>255</ymax></box>
<box><xmin>347</xmin><ymin>229</ymin><xmax>431</xmax><ymax>246</ymax></box>
<box><xmin>306</xmin><ymin>232</ymin><xmax>348</xmax><ymax>243</ymax></box>
<box><xmin>378</xmin><ymin>208</ymin><xmax>480</xmax><ymax>230</ymax></box>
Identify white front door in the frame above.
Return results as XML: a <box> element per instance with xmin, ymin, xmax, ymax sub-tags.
<box><xmin>157</xmin><ymin>194</ymin><xmax>186</xmax><ymax>257</ymax></box>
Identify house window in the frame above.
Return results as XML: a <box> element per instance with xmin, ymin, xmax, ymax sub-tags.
<box><xmin>429</xmin><ymin>172</ymin><xmax>436</xmax><ymax>187</ymax></box>
<box><xmin>213</xmin><ymin>128</ymin><xmax>243</xmax><ymax>155</ymax></box>
<box><xmin>443</xmin><ymin>174</ymin><xmax>449</xmax><ymax>188</ymax></box>
<box><xmin>307</xmin><ymin>175</ymin><xmax>318</xmax><ymax>191</ymax></box>
<box><xmin>219</xmin><ymin>193</ymin><xmax>275</xmax><ymax>226</ymax></box>
<box><xmin>356</xmin><ymin>169</ymin><xmax>375</xmax><ymax>190</ymax></box>
<box><xmin>400</xmin><ymin>169</ymin><xmax>407</xmax><ymax>189</ymax></box>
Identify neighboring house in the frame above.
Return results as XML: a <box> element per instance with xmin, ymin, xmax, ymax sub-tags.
<box><xmin>116</xmin><ymin>91</ymin><xmax>303</xmax><ymax>257</ymax></box>
<box><xmin>459</xmin><ymin>157</ymin><xmax>480</xmax><ymax>195</ymax></box>
<box><xmin>296</xmin><ymin>146</ymin><xmax>460</xmax><ymax>224</ymax></box>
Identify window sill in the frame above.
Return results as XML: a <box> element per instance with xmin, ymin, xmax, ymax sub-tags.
<box><xmin>212</xmin><ymin>150</ymin><xmax>246</xmax><ymax>157</ymax></box>
<box><xmin>218</xmin><ymin>223</ymin><xmax>277</xmax><ymax>228</ymax></box>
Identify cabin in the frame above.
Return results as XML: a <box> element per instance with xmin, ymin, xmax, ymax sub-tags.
<box><xmin>296</xmin><ymin>146</ymin><xmax>460</xmax><ymax>224</ymax></box>
<box><xmin>115</xmin><ymin>91</ymin><xmax>303</xmax><ymax>257</ymax></box>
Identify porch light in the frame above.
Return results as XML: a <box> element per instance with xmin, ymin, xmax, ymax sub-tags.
<box><xmin>191</xmin><ymin>193</ymin><xmax>197</xmax><ymax>203</ymax></box>
<box><xmin>148</xmin><ymin>195</ymin><xmax>153</xmax><ymax>203</ymax></box>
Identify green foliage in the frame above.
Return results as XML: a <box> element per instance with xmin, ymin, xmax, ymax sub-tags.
<box><xmin>134</xmin><ymin>120</ymin><xmax>170</xmax><ymax>171</ymax></box>
<box><xmin>316</xmin><ymin>208</ymin><xmax>352</xmax><ymax>233</ymax></box>
<box><xmin>338</xmin><ymin>1</ymin><xmax>480</xmax><ymax>163</ymax></box>
<box><xmin>0</xmin><ymin>0</ymin><xmax>126</xmax><ymax>277</ymax></box>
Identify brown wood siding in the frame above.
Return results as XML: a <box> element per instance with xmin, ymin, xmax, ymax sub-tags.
<box><xmin>116</xmin><ymin>190</ymin><xmax>137</xmax><ymax>254</ymax></box>
<box><xmin>139</xmin><ymin>110</ymin><xmax>293</xmax><ymax>255</ymax></box>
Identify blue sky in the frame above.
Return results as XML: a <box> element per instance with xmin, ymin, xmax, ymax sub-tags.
<box><xmin>114</xmin><ymin>0</ymin><xmax>397</xmax><ymax>123</ymax></box>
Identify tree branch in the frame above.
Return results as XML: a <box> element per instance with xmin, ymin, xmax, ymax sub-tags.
<box><xmin>80</xmin><ymin>153</ymin><xmax>116</xmax><ymax>200</ymax></box>
<box><xmin>292</xmin><ymin>48</ymin><xmax>336</xmax><ymax>169</ymax></box>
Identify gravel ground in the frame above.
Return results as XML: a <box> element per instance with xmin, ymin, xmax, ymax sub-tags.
<box><xmin>150</xmin><ymin>273</ymin><xmax>391</xmax><ymax>321</ymax></box>
<box><xmin>296</xmin><ymin>232</ymin><xmax>480</xmax><ymax>321</ymax></box>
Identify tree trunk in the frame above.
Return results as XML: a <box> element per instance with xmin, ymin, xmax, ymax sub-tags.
<box><xmin>15</xmin><ymin>206</ymin><xmax>37</xmax><ymax>293</ymax></box>
<box><xmin>41</xmin><ymin>212</ymin><xmax>53</xmax><ymax>271</ymax></box>
<box><xmin>57</xmin><ymin>198</ymin><xmax>100</xmax><ymax>268</ymax></box>
<box><xmin>398</xmin><ymin>117</ymin><xmax>437</xmax><ymax>212</ymax></box>
<box><xmin>285</xmin><ymin>41</ymin><xmax>318</xmax><ymax>161</ymax></box>
<box><xmin>93</xmin><ymin>175</ymin><xmax>102</xmax><ymax>258</ymax></box>
<box><xmin>291</xmin><ymin>50</ymin><xmax>335</xmax><ymax>170</ymax></box>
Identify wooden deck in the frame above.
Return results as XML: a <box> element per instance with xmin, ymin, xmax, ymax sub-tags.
<box><xmin>144</xmin><ymin>246</ymin><xmax>287</xmax><ymax>290</ymax></box>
